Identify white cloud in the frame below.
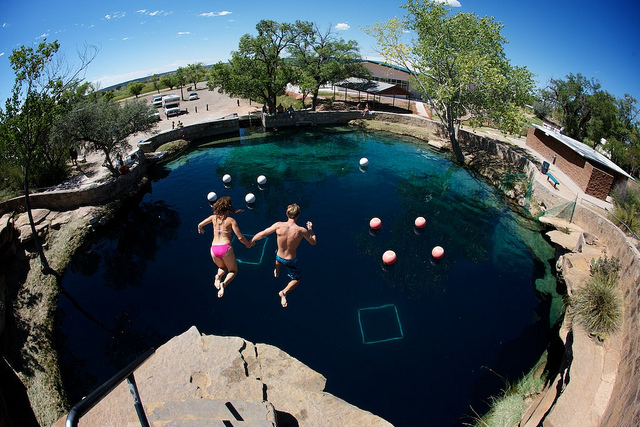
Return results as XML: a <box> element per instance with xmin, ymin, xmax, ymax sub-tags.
<box><xmin>105</xmin><ymin>12</ymin><xmax>126</xmax><ymax>20</ymax></box>
<box><xmin>137</xmin><ymin>10</ymin><xmax>171</xmax><ymax>17</ymax></box>
<box><xmin>36</xmin><ymin>32</ymin><xmax>50</xmax><ymax>40</ymax></box>
<box><xmin>2</xmin><ymin>23</ymin><xmax>8</xmax><ymax>28</ymax></box>
<box><xmin>199</xmin><ymin>11</ymin><xmax>232</xmax><ymax>17</ymax></box>
<box><xmin>437</xmin><ymin>0</ymin><xmax>462</xmax><ymax>6</ymax></box>
<box><xmin>177</xmin><ymin>32</ymin><xmax>191</xmax><ymax>35</ymax></box>
<box><xmin>335</xmin><ymin>23</ymin><xmax>350</xmax><ymax>31</ymax></box>
<box><xmin>0</xmin><ymin>52</ymin><xmax>4</xmax><ymax>57</ymax></box>
<box><xmin>122</xmin><ymin>37</ymin><xmax>131</xmax><ymax>41</ymax></box>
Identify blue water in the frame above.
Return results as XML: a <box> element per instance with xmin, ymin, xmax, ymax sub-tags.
<box><xmin>56</xmin><ymin>127</ymin><xmax>559</xmax><ymax>426</ymax></box>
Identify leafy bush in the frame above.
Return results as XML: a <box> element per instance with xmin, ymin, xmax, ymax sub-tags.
<box><xmin>611</xmin><ymin>183</ymin><xmax>640</xmax><ymax>235</ymax></box>
<box><xmin>570</xmin><ymin>256</ymin><xmax>622</xmax><ymax>340</ymax></box>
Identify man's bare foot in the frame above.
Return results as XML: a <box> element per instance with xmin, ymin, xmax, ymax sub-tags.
<box><xmin>278</xmin><ymin>290</ymin><xmax>287</xmax><ymax>307</ymax></box>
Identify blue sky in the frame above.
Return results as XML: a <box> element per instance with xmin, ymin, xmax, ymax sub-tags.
<box><xmin>1</xmin><ymin>0</ymin><xmax>639</xmax><ymax>103</ymax></box>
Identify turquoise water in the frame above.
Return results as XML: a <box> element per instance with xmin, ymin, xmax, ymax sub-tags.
<box><xmin>57</xmin><ymin>127</ymin><xmax>560</xmax><ymax>426</ymax></box>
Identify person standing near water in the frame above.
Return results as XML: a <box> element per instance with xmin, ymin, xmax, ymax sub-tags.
<box><xmin>251</xmin><ymin>203</ymin><xmax>316</xmax><ymax>307</ymax></box>
<box><xmin>198</xmin><ymin>196</ymin><xmax>253</xmax><ymax>298</ymax></box>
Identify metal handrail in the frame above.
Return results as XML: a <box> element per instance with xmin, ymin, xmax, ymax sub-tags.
<box><xmin>65</xmin><ymin>347</ymin><xmax>155</xmax><ymax>427</ymax></box>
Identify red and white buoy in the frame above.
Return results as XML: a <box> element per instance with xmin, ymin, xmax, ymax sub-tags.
<box><xmin>382</xmin><ymin>250</ymin><xmax>397</xmax><ymax>265</ymax></box>
<box><xmin>369</xmin><ymin>217</ymin><xmax>382</xmax><ymax>230</ymax></box>
<box><xmin>431</xmin><ymin>246</ymin><xmax>445</xmax><ymax>259</ymax></box>
<box><xmin>414</xmin><ymin>216</ymin><xmax>426</xmax><ymax>229</ymax></box>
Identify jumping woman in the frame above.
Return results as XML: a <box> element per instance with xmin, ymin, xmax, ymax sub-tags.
<box><xmin>198</xmin><ymin>196</ymin><xmax>253</xmax><ymax>297</ymax></box>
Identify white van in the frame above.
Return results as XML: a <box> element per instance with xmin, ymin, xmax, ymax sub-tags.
<box><xmin>162</xmin><ymin>94</ymin><xmax>181</xmax><ymax>117</ymax></box>
<box><xmin>152</xmin><ymin>94</ymin><xmax>163</xmax><ymax>108</ymax></box>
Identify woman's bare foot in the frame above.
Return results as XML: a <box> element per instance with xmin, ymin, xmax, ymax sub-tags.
<box><xmin>273</xmin><ymin>268</ymin><xmax>279</xmax><ymax>278</ymax></box>
<box><xmin>278</xmin><ymin>290</ymin><xmax>287</xmax><ymax>307</ymax></box>
<box><xmin>218</xmin><ymin>282</ymin><xmax>225</xmax><ymax>298</ymax></box>
<box><xmin>214</xmin><ymin>269</ymin><xmax>225</xmax><ymax>290</ymax></box>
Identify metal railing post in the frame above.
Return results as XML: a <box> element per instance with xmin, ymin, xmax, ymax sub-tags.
<box><xmin>66</xmin><ymin>348</ymin><xmax>155</xmax><ymax>427</ymax></box>
<box><xmin>127</xmin><ymin>373</ymin><xmax>151</xmax><ymax>427</ymax></box>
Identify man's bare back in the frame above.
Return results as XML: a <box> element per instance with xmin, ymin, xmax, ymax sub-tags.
<box><xmin>275</xmin><ymin>220</ymin><xmax>312</xmax><ymax>260</ymax></box>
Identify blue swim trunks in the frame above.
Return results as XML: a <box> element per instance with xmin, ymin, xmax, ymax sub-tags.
<box><xmin>276</xmin><ymin>253</ymin><xmax>301</xmax><ymax>280</ymax></box>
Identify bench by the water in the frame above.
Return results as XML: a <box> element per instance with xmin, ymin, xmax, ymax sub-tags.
<box><xmin>546</xmin><ymin>172</ymin><xmax>560</xmax><ymax>189</ymax></box>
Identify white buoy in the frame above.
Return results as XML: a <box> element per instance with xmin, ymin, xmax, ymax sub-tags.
<box><xmin>222</xmin><ymin>174</ymin><xmax>232</xmax><ymax>184</ymax></box>
<box><xmin>207</xmin><ymin>192</ymin><xmax>217</xmax><ymax>204</ymax></box>
<box><xmin>245</xmin><ymin>193</ymin><xmax>256</xmax><ymax>204</ymax></box>
<box><xmin>257</xmin><ymin>175</ymin><xmax>267</xmax><ymax>185</ymax></box>
<box><xmin>359</xmin><ymin>157</ymin><xmax>369</xmax><ymax>167</ymax></box>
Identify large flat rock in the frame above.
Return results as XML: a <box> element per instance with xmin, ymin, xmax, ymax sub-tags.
<box><xmin>55</xmin><ymin>326</ymin><xmax>392</xmax><ymax>427</ymax></box>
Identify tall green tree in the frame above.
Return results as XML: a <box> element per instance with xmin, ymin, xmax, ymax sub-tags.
<box><xmin>128</xmin><ymin>81</ymin><xmax>145</xmax><ymax>98</ymax></box>
<box><xmin>0</xmin><ymin>40</ymin><xmax>95</xmax><ymax>272</ymax></box>
<box><xmin>289</xmin><ymin>24</ymin><xmax>370</xmax><ymax>111</ymax></box>
<box><xmin>60</xmin><ymin>98</ymin><xmax>158</xmax><ymax>177</ymax></box>
<box><xmin>185</xmin><ymin>62</ymin><xmax>206</xmax><ymax>90</ymax></box>
<box><xmin>160</xmin><ymin>74</ymin><xmax>176</xmax><ymax>90</ymax></box>
<box><xmin>208</xmin><ymin>20</ymin><xmax>311</xmax><ymax>114</ymax></box>
<box><xmin>366</xmin><ymin>0</ymin><xmax>534</xmax><ymax>163</ymax></box>
<box><xmin>586</xmin><ymin>90</ymin><xmax>618</xmax><ymax>150</ymax></box>
<box><xmin>548</xmin><ymin>73</ymin><xmax>600</xmax><ymax>141</ymax></box>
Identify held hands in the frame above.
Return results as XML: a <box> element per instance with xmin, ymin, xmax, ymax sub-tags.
<box><xmin>197</xmin><ymin>227</ymin><xmax>204</xmax><ymax>234</ymax></box>
<box><xmin>245</xmin><ymin>240</ymin><xmax>255</xmax><ymax>249</ymax></box>
<box><xmin>306</xmin><ymin>221</ymin><xmax>313</xmax><ymax>231</ymax></box>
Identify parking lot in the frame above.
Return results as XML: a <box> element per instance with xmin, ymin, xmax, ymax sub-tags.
<box><xmin>139</xmin><ymin>84</ymin><xmax>262</xmax><ymax>134</ymax></box>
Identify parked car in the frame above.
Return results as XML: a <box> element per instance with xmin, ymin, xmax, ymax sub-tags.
<box><xmin>152</xmin><ymin>94</ymin><xmax>163</xmax><ymax>108</ymax></box>
<box><xmin>188</xmin><ymin>92</ymin><xmax>199</xmax><ymax>101</ymax></box>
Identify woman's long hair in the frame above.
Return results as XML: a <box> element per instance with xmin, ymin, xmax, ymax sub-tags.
<box><xmin>212</xmin><ymin>196</ymin><xmax>242</xmax><ymax>218</ymax></box>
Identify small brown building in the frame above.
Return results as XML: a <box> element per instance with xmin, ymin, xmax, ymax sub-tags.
<box><xmin>526</xmin><ymin>124</ymin><xmax>633</xmax><ymax>200</ymax></box>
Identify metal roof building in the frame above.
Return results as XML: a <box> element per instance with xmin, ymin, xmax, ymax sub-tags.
<box><xmin>526</xmin><ymin>124</ymin><xmax>633</xmax><ymax>200</ymax></box>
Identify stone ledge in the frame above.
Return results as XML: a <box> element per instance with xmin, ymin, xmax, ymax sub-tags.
<box><xmin>53</xmin><ymin>326</ymin><xmax>392</xmax><ymax>427</ymax></box>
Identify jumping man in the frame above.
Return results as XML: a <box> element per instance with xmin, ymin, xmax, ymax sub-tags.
<box><xmin>252</xmin><ymin>203</ymin><xmax>316</xmax><ymax>307</ymax></box>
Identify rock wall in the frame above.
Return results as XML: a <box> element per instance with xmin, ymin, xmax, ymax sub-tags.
<box><xmin>571</xmin><ymin>205</ymin><xmax>640</xmax><ymax>426</ymax></box>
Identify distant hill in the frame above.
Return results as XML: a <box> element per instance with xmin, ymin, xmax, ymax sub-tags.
<box><xmin>100</xmin><ymin>65</ymin><xmax>215</xmax><ymax>92</ymax></box>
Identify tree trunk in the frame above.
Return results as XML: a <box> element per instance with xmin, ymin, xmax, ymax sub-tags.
<box><xmin>311</xmin><ymin>88</ymin><xmax>320</xmax><ymax>111</ymax></box>
<box><xmin>23</xmin><ymin>160</ymin><xmax>51</xmax><ymax>273</ymax></box>
<box><xmin>446</xmin><ymin>108</ymin><xmax>465</xmax><ymax>164</ymax></box>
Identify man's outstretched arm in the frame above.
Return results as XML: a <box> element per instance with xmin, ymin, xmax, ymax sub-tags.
<box><xmin>252</xmin><ymin>223</ymin><xmax>278</xmax><ymax>242</ymax></box>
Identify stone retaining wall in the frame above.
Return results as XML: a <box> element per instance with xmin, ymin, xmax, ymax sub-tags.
<box><xmin>262</xmin><ymin>110</ymin><xmax>364</xmax><ymax>128</ymax></box>
<box><xmin>0</xmin><ymin>150</ymin><xmax>148</xmax><ymax>215</ymax></box>
<box><xmin>140</xmin><ymin>117</ymin><xmax>240</xmax><ymax>153</ymax></box>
